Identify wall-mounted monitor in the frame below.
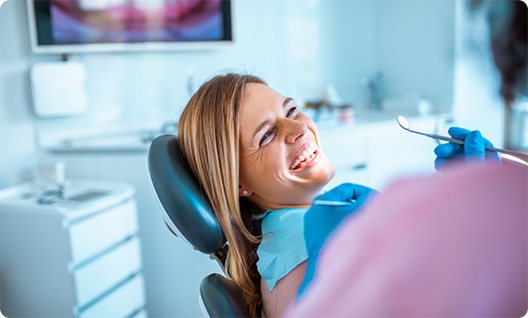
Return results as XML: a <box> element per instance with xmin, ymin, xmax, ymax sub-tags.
<box><xmin>27</xmin><ymin>0</ymin><xmax>233</xmax><ymax>54</ymax></box>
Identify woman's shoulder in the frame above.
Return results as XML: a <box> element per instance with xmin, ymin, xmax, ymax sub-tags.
<box><xmin>256</xmin><ymin>207</ymin><xmax>309</xmax><ymax>292</ymax></box>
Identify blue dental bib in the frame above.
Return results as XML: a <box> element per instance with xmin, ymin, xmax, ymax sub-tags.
<box><xmin>254</xmin><ymin>207</ymin><xmax>308</xmax><ymax>292</ymax></box>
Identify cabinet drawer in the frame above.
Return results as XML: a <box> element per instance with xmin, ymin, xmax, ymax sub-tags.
<box><xmin>69</xmin><ymin>199</ymin><xmax>138</xmax><ymax>264</ymax></box>
<box><xmin>321</xmin><ymin>134</ymin><xmax>366</xmax><ymax>169</ymax></box>
<box><xmin>79</xmin><ymin>274</ymin><xmax>146</xmax><ymax>318</ymax></box>
<box><xmin>74</xmin><ymin>237</ymin><xmax>142</xmax><ymax>307</ymax></box>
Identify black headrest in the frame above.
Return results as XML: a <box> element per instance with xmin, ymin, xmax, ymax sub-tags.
<box><xmin>148</xmin><ymin>135</ymin><xmax>226</xmax><ymax>255</ymax></box>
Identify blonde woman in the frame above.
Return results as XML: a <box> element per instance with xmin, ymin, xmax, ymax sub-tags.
<box><xmin>177</xmin><ymin>73</ymin><xmax>338</xmax><ymax>317</ymax></box>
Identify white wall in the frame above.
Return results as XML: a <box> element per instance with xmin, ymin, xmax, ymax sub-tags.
<box><xmin>376</xmin><ymin>0</ymin><xmax>455</xmax><ymax>107</ymax></box>
<box><xmin>0</xmin><ymin>0</ymin><xmax>38</xmax><ymax>189</ymax></box>
<box><xmin>319</xmin><ymin>0</ymin><xmax>455</xmax><ymax>108</ymax></box>
<box><xmin>319</xmin><ymin>0</ymin><xmax>378</xmax><ymax>104</ymax></box>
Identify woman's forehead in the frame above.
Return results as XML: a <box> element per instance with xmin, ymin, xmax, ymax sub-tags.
<box><xmin>242</xmin><ymin>83</ymin><xmax>283</xmax><ymax>106</ymax></box>
<box><xmin>239</xmin><ymin>84</ymin><xmax>283</xmax><ymax>142</ymax></box>
<box><xmin>243</xmin><ymin>83</ymin><xmax>285</xmax><ymax>113</ymax></box>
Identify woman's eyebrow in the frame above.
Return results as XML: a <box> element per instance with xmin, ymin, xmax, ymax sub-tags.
<box><xmin>252</xmin><ymin>118</ymin><xmax>270</xmax><ymax>142</ymax></box>
<box><xmin>252</xmin><ymin>97</ymin><xmax>294</xmax><ymax>142</ymax></box>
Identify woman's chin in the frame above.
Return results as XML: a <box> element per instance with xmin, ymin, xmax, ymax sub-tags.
<box><xmin>306</xmin><ymin>160</ymin><xmax>336</xmax><ymax>189</ymax></box>
<box><xmin>320</xmin><ymin>164</ymin><xmax>336</xmax><ymax>187</ymax></box>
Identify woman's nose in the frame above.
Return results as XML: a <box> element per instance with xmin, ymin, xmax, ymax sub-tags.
<box><xmin>284</xmin><ymin>120</ymin><xmax>308</xmax><ymax>144</ymax></box>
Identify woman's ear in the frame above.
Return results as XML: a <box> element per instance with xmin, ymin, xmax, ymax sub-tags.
<box><xmin>239</xmin><ymin>185</ymin><xmax>252</xmax><ymax>197</ymax></box>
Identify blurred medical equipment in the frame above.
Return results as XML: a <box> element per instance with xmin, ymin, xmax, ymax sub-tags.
<box><xmin>305</xmin><ymin>84</ymin><xmax>354</xmax><ymax>123</ymax></box>
<box><xmin>397</xmin><ymin>116</ymin><xmax>526</xmax><ymax>159</ymax></box>
<box><xmin>0</xmin><ymin>180</ymin><xmax>147</xmax><ymax>318</ymax></box>
<box><xmin>297</xmin><ymin>183</ymin><xmax>377</xmax><ymax>300</ymax></box>
<box><xmin>30</xmin><ymin>61</ymin><xmax>88</xmax><ymax>118</ymax></box>
<box><xmin>148</xmin><ymin>135</ymin><xmax>250</xmax><ymax>318</ymax></box>
<box><xmin>55</xmin><ymin>121</ymin><xmax>178</xmax><ymax>151</ymax></box>
<box><xmin>509</xmin><ymin>98</ymin><xmax>528</xmax><ymax>151</ymax></box>
<box><xmin>361</xmin><ymin>71</ymin><xmax>383</xmax><ymax>111</ymax></box>
<box><xmin>35</xmin><ymin>159</ymin><xmax>68</xmax><ymax>204</ymax></box>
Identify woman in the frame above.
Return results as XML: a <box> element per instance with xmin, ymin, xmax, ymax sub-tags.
<box><xmin>177</xmin><ymin>73</ymin><xmax>337</xmax><ymax>317</ymax></box>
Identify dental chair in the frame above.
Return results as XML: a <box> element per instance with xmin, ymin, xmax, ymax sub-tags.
<box><xmin>148</xmin><ymin>134</ymin><xmax>252</xmax><ymax>318</ymax></box>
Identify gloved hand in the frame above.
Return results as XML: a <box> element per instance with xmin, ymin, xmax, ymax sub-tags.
<box><xmin>434</xmin><ymin>127</ymin><xmax>500</xmax><ymax>172</ymax></box>
<box><xmin>297</xmin><ymin>183</ymin><xmax>378</xmax><ymax>300</ymax></box>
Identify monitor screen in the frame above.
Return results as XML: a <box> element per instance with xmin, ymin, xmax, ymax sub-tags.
<box><xmin>28</xmin><ymin>0</ymin><xmax>233</xmax><ymax>54</ymax></box>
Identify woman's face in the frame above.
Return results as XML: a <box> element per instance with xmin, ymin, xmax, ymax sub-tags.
<box><xmin>238</xmin><ymin>83</ymin><xmax>335</xmax><ymax>210</ymax></box>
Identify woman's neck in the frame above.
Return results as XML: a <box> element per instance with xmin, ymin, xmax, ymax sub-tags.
<box><xmin>255</xmin><ymin>190</ymin><xmax>324</xmax><ymax>211</ymax></box>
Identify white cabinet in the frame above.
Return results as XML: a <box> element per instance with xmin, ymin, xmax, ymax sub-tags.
<box><xmin>0</xmin><ymin>180</ymin><xmax>147</xmax><ymax>318</ymax></box>
<box><xmin>320</xmin><ymin>114</ymin><xmax>449</xmax><ymax>191</ymax></box>
<box><xmin>44</xmin><ymin>152</ymin><xmax>223</xmax><ymax>318</ymax></box>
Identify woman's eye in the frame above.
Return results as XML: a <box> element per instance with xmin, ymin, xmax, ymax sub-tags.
<box><xmin>287</xmin><ymin>106</ymin><xmax>297</xmax><ymax>117</ymax></box>
<box><xmin>260</xmin><ymin>131</ymin><xmax>272</xmax><ymax>146</ymax></box>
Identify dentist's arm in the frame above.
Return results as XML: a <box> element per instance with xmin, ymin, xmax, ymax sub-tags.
<box><xmin>297</xmin><ymin>183</ymin><xmax>378</xmax><ymax>299</ymax></box>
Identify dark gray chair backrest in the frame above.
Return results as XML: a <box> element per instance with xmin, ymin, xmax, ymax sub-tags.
<box><xmin>147</xmin><ymin>135</ymin><xmax>251</xmax><ymax>317</ymax></box>
<box><xmin>148</xmin><ymin>134</ymin><xmax>226</xmax><ymax>255</ymax></box>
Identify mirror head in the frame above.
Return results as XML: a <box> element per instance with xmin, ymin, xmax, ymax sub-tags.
<box><xmin>397</xmin><ymin>115</ymin><xmax>410</xmax><ymax>130</ymax></box>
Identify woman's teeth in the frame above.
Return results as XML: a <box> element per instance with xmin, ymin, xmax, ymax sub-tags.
<box><xmin>290</xmin><ymin>141</ymin><xmax>318</xmax><ymax>170</ymax></box>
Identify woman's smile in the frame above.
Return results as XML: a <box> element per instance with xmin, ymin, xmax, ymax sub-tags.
<box><xmin>290</xmin><ymin>139</ymin><xmax>319</xmax><ymax>170</ymax></box>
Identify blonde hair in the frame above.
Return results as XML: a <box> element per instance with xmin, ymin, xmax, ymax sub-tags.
<box><xmin>177</xmin><ymin>73</ymin><xmax>266</xmax><ymax>317</ymax></box>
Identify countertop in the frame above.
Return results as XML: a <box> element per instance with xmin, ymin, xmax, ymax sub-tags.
<box><xmin>40</xmin><ymin>107</ymin><xmax>454</xmax><ymax>153</ymax></box>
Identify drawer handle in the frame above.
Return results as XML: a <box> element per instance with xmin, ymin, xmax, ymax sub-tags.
<box><xmin>351</xmin><ymin>163</ymin><xmax>367</xmax><ymax>171</ymax></box>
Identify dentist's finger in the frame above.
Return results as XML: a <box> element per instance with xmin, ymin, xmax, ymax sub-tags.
<box><xmin>318</xmin><ymin>183</ymin><xmax>373</xmax><ymax>202</ymax></box>
<box><xmin>447</xmin><ymin>127</ymin><xmax>471</xmax><ymax>140</ymax></box>
<box><xmin>434</xmin><ymin>142</ymin><xmax>463</xmax><ymax>158</ymax></box>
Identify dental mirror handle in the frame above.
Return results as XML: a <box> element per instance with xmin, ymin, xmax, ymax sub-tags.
<box><xmin>409</xmin><ymin>129</ymin><xmax>526</xmax><ymax>158</ymax></box>
<box><xmin>313</xmin><ymin>199</ymin><xmax>356</xmax><ymax>206</ymax></box>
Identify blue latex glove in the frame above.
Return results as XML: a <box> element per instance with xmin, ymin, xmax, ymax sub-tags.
<box><xmin>297</xmin><ymin>183</ymin><xmax>378</xmax><ymax>300</ymax></box>
<box><xmin>434</xmin><ymin>127</ymin><xmax>501</xmax><ymax>172</ymax></box>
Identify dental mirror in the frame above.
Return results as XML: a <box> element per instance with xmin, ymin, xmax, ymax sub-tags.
<box><xmin>396</xmin><ymin>115</ymin><xmax>528</xmax><ymax>159</ymax></box>
<box><xmin>397</xmin><ymin>116</ymin><xmax>411</xmax><ymax>130</ymax></box>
